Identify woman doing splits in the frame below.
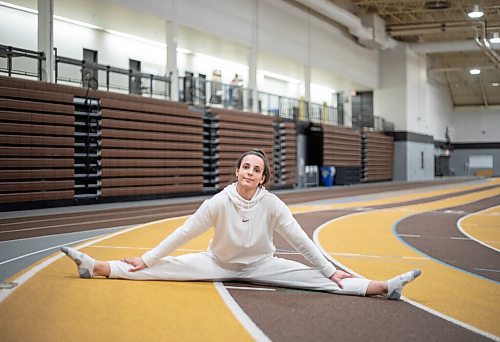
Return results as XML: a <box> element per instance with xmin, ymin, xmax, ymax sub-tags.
<box><xmin>62</xmin><ymin>149</ymin><xmax>421</xmax><ymax>299</ymax></box>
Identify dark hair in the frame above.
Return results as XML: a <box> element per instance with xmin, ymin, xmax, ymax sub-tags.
<box><xmin>236</xmin><ymin>149</ymin><xmax>271</xmax><ymax>187</ymax></box>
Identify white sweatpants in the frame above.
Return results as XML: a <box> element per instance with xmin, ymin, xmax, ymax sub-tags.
<box><xmin>109</xmin><ymin>252</ymin><xmax>369</xmax><ymax>296</ymax></box>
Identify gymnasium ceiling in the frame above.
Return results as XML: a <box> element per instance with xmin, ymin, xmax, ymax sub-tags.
<box><xmin>297</xmin><ymin>0</ymin><xmax>500</xmax><ymax>108</ymax></box>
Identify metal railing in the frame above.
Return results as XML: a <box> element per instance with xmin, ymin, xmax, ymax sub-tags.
<box><xmin>55</xmin><ymin>52</ymin><xmax>171</xmax><ymax>98</ymax></box>
<box><xmin>0</xmin><ymin>45</ymin><xmax>397</xmax><ymax>131</ymax></box>
<box><xmin>179</xmin><ymin>78</ymin><xmax>346</xmax><ymax>126</ymax></box>
<box><xmin>179</xmin><ymin>76</ymin><xmax>252</xmax><ymax>111</ymax></box>
<box><xmin>0</xmin><ymin>45</ymin><xmax>45</xmax><ymax>80</ymax></box>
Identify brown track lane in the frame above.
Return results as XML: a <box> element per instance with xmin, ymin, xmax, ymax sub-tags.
<box><xmin>0</xmin><ymin>179</ymin><xmax>480</xmax><ymax>241</ymax></box>
<box><xmin>396</xmin><ymin>195</ymin><xmax>500</xmax><ymax>282</ymax></box>
<box><xmin>225</xmin><ymin>211</ymin><xmax>490</xmax><ymax>342</ymax></box>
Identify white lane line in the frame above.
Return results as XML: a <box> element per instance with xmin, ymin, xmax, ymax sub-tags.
<box><xmin>0</xmin><ymin>236</ymin><xmax>98</xmax><ymax>266</ymax></box>
<box><xmin>0</xmin><ymin>215</ymin><xmax>188</xmax><ymax>303</ymax></box>
<box><xmin>399</xmin><ymin>235</ymin><xmax>483</xmax><ymax>241</ymax></box>
<box><xmin>474</xmin><ymin>268</ymin><xmax>500</xmax><ymax>273</ymax></box>
<box><xmin>0</xmin><ymin>209</ymin><xmax>152</xmax><ymax>226</ymax></box>
<box><xmin>457</xmin><ymin>205</ymin><xmax>500</xmax><ymax>253</ymax></box>
<box><xmin>214</xmin><ymin>282</ymin><xmax>271</xmax><ymax>342</ymax></box>
<box><xmin>0</xmin><ymin>211</ymin><xmax>191</xmax><ymax>234</ymax></box>
<box><xmin>312</xmin><ymin>212</ymin><xmax>498</xmax><ymax>341</ymax></box>
<box><xmin>89</xmin><ymin>245</ymin><xmax>303</xmax><ymax>256</ymax></box>
<box><xmin>89</xmin><ymin>245</ymin><xmax>205</xmax><ymax>253</ymax></box>
<box><xmin>0</xmin><ymin>215</ymin><xmax>270</xmax><ymax>342</ymax></box>
<box><xmin>224</xmin><ymin>286</ymin><xmax>276</xmax><ymax>292</ymax></box>
<box><xmin>328</xmin><ymin>252</ymin><xmax>429</xmax><ymax>260</ymax></box>
<box><xmin>0</xmin><ymin>226</ymin><xmax>130</xmax><ymax>244</ymax></box>
<box><xmin>398</xmin><ymin>234</ymin><xmax>421</xmax><ymax>238</ymax></box>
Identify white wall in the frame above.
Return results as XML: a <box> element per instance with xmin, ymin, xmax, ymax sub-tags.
<box><xmin>1</xmin><ymin>0</ymin><xmax>379</xmax><ymax>106</ymax></box>
<box><xmin>0</xmin><ymin>5</ymin><xmax>37</xmax><ymax>49</ymax></box>
<box><xmin>426</xmin><ymin>79</ymin><xmax>454</xmax><ymax>142</ymax></box>
<box><xmin>408</xmin><ymin>141</ymin><xmax>435</xmax><ymax>180</ymax></box>
<box><xmin>108</xmin><ymin>0</ymin><xmax>379</xmax><ymax>89</ymax></box>
<box><xmin>452</xmin><ymin>108</ymin><xmax>500</xmax><ymax>142</ymax></box>
<box><xmin>406</xmin><ymin>49</ymin><xmax>428</xmax><ymax>135</ymax></box>
<box><xmin>374</xmin><ymin>45</ymin><xmax>407</xmax><ymax>130</ymax></box>
<box><xmin>394</xmin><ymin>141</ymin><xmax>434</xmax><ymax>181</ymax></box>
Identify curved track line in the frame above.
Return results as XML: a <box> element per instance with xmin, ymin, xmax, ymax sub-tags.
<box><xmin>0</xmin><ymin>216</ymin><xmax>260</xmax><ymax>341</ymax></box>
<box><xmin>314</xmin><ymin>186</ymin><xmax>500</xmax><ymax>339</ymax></box>
<box><xmin>214</xmin><ymin>282</ymin><xmax>271</xmax><ymax>341</ymax></box>
<box><xmin>291</xmin><ymin>178</ymin><xmax>498</xmax><ymax>214</ymax></box>
<box><xmin>458</xmin><ymin>205</ymin><xmax>500</xmax><ymax>252</ymax></box>
<box><xmin>393</xmin><ymin>218</ymin><xmax>498</xmax><ymax>285</ymax></box>
<box><xmin>313</xmin><ymin>220</ymin><xmax>499</xmax><ymax>342</ymax></box>
<box><xmin>1</xmin><ymin>179</ymin><xmax>498</xmax><ymax>341</ymax></box>
<box><xmin>0</xmin><ymin>221</ymin><xmax>152</xmax><ymax>303</ymax></box>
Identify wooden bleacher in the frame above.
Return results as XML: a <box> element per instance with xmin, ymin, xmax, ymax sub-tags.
<box><xmin>362</xmin><ymin>130</ymin><xmax>394</xmax><ymax>182</ymax></box>
<box><xmin>210</xmin><ymin>107</ymin><xmax>275</xmax><ymax>187</ymax></box>
<box><xmin>0</xmin><ymin>76</ymin><xmax>76</xmax><ymax>204</ymax></box>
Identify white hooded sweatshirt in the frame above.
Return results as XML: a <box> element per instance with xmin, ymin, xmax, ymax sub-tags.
<box><xmin>142</xmin><ymin>183</ymin><xmax>336</xmax><ymax>277</ymax></box>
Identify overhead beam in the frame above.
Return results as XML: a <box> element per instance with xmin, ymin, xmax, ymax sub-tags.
<box><xmin>479</xmin><ymin>73</ymin><xmax>489</xmax><ymax>107</ymax></box>
<box><xmin>445</xmin><ymin>71</ymin><xmax>457</xmax><ymax>105</ymax></box>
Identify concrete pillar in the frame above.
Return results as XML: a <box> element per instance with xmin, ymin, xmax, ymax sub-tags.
<box><xmin>166</xmin><ymin>20</ymin><xmax>179</xmax><ymax>101</ymax></box>
<box><xmin>248</xmin><ymin>47</ymin><xmax>258</xmax><ymax>113</ymax></box>
<box><xmin>304</xmin><ymin>65</ymin><xmax>311</xmax><ymax>103</ymax></box>
<box><xmin>344</xmin><ymin>81</ymin><xmax>353</xmax><ymax>127</ymax></box>
<box><xmin>249</xmin><ymin>0</ymin><xmax>259</xmax><ymax>113</ymax></box>
<box><xmin>37</xmin><ymin>0</ymin><xmax>54</xmax><ymax>82</ymax></box>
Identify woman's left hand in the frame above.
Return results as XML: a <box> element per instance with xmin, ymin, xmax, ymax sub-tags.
<box><xmin>121</xmin><ymin>257</ymin><xmax>147</xmax><ymax>272</ymax></box>
<box><xmin>329</xmin><ymin>270</ymin><xmax>354</xmax><ymax>289</ymax></box>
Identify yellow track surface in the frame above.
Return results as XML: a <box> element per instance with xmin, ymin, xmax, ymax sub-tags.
<box><xmin>0</xmin><ymin>217</ymin><xmax>253</xmax><ymax>342</ymax></box>
<box><xmin>460</xmin><ymin>205</ymin><xmax>500</xmax><ymax>251</ymax></box>
<box><xmin>317</xmin><ymin>180</ymin><xmax>500</xmax><ymax>337</ymax></box>
<box><xmin>1</xmin><ymin>179</ymin><xmax>498</xmax><ymax>341</ymax></box>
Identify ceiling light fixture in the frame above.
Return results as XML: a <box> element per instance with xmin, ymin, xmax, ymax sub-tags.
<box><xmin>492</xmin><ymin>82</ymin><xmax>500</xmax><ymax>87</ymax></box>
<box><xmin>468</xmin><ymin>5</ymin><xmax>484</xmax><ymax>18</ymax></box>
<box><xmin>469</xmin><ymin>68</ymin><xmax>481</xmax><ymax>75</ymax></box>
<box><xmin>490</xmin><ymin>32</ymin><xmax>500</xmax><ymax>44</ymax></box>
<box><xmin>424</xmin><ymin>1</ymin><xmax>451</xmax><ymax>10</ymax></box>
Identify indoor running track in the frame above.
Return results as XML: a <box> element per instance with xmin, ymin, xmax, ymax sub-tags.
<box><xmin>0</xmin><ymin>178</ymin><xmax>499</xmax><ymax>341</ymax></box>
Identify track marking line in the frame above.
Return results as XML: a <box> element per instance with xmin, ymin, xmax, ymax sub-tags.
<box><xmin>0</xmin><ymin>207</ymin><xmax>159</xmax><ymax>226</ymax></box>
<box><xmin>0</xmin><ymin>225</ymin><xmax>131</xmax><ymax>244</ymax></box>
<box><xmin>398</xmin><ymin>234</ymin><xmax>421</xmax><ymax>238</ymax></box>
<box><xmin>474</xmin><ymin>268</ymin><xmax>500</xmax><ymax>273</ymax></box>
<box><xmin>1</xmin><ymin>216</ymin><xmax>269</xmax><ymax>341</ymax></box>
<box><xmin>313</xmin><ymin>198</ymin><xmax>500</xmax><ymax>341</ymax></box>
<box><xmin>328</xmin><ymin>252</ymin><xmax>429</xmax><ymax>260</ymax></box>
<box><xmin>0</xmin><ymin>236</ymin><xmax>100</xmax><ymax>266</ymax></box>
<box><xmin>457</xmin><ymin>205</ymin><xmax>500</xmax><ymax>253</ymax></box>
<box><xmin>88</xmin><ymin>245</ymin><xmax>205</xmax><ymax>252</ymax></box>
<box><xmin>214</xmin><ymin>282</ymin><xmax>271</xmax><ymax>342</ymax></box>
<box><xmin>224</xmin><ymin>286</ymin><xmax>276</xmax><ymax>292</ymax></box>
<box><xmin>88</xmin><ymin>245</ymin><xmax>303</xmax><ymax>256</ymax></box>
<box><xmin>0</xmin><ymin>211</ymin><xmax>192</xmax><ymax>234</ymax></box>
<box><xmin>0</xmin><ymin>216</ymin><xmax>189</xmax><ymax>303</ymax></box>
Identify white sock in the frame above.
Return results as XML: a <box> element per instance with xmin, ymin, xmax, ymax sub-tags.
<box><xmin>61</xmin><ymin>246</ymin><xmax>95</xmax><ymax>278</ymax></box>
<box><xmin>387</xmin><ymin>269</ymin><xmax>421</xmax><ymax>300</ymax></box>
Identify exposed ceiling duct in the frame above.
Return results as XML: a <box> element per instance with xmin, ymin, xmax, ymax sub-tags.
<box><xmin>336</xmin><ymin>0</ymin><xmax>500</xmax><ymax>107</ymax></box>
<box><xmin>393</xmin><ymin>21</ymin><xmax>500</xmax><ymax>67</ymax></box>
<box><xmin>293</xmin><ymin>0</ymin><xmax>396</xmax><ymax>49</ymax></box>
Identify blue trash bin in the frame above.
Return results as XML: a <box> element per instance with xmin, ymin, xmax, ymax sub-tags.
<box><xmin>320</xmin><ymin>166</ymin><xmax>336</xmax><ymax>186</ymax></box>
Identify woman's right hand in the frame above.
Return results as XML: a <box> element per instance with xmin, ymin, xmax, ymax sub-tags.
<box><xmin>121</xmin><ymin>257</ymin><xmax>147</xmax><ymax>272</ymax></box>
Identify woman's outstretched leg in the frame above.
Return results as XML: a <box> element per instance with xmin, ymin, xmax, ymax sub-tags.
<box><xmin>61</xmin><ymin>246</ymin><xmax>110</xmax><ymax>278</ymax></box>
<box><xmin>242</xmin><ymin>257</ymin><xmax>421</xmax><ymax>299</ymax></box>
<box><xmin>365</xmin><ymin>269</ymin><xmax>422</xmax><ymax>299</ymax></box>
<box><xmin>61</xmin><ymin>246</ymin><xmax>238</xmax><ymax>281</ymax></box>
